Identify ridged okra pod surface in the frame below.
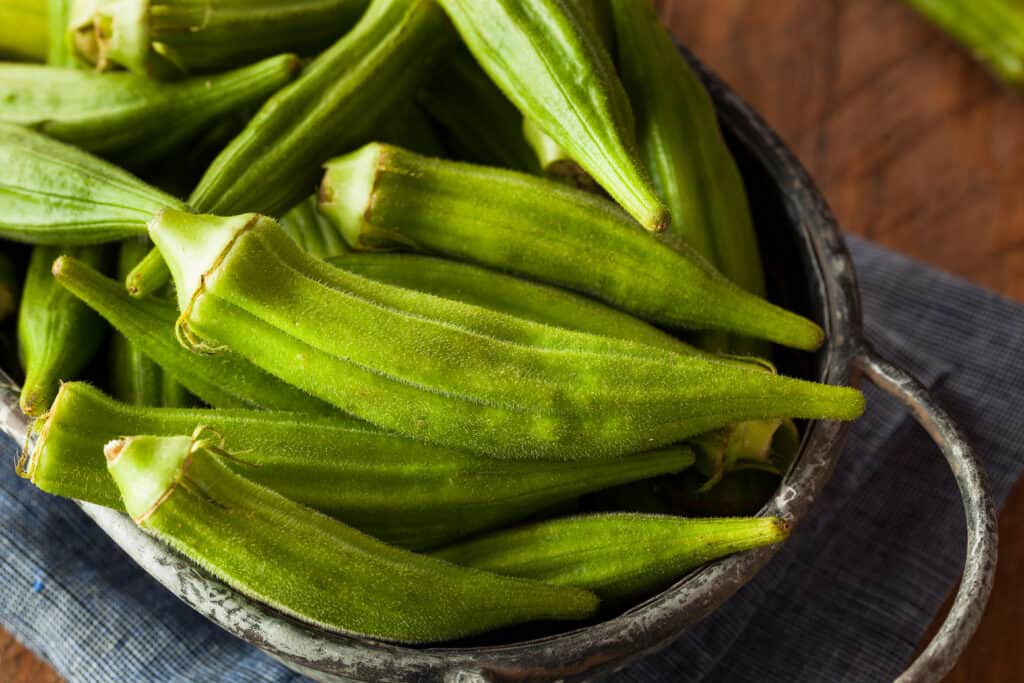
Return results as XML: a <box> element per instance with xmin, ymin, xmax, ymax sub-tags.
<box><xmin>0</xmin><ymin>55</ymin><xmax>300</xmax><ymax>167</ymax></box>
<box><xmin>436</xmin><ymin>0</ymin><xmax>669</xmax><ymax>231</ymax></box>
<box><xmin>188</xmin><ymin>0</ymin><xmax>454</xmax><ymax>219</ymax></box>
<box><xmin>25</xmin><ymin>382</ymin><xmax>698</xmax><ymax>549</ymax></box>
<box><xmin>433</xmin><ymin>513</ymin><xmax>789</xmax><ymax>602</ymax></box>
<box><xmin>320</xmin><ymin>143</ymin><xmax>824</xmax><ymax>351</ymax></box>
<box><xmin>18</xmin><ymin>245</ymin><xmax>107</xmax><ymax>415</ymax></box>
<box><xmin>69</xmin><ymin>0</ymin><xmax>368</xmax><ymax>76</ymax></box>
<box><xmin>110</xmin><ymin>238</ymin><xmax>188</xmax><ymax>407</ymax></box>
<box><xmin>105</xmin><ymin>432</ymin><xmax>600</xmax><ymax>642</ymax></box>
<box><xmin>0</xmin><ymin>123</ymin><xmax>185</xmax><ymax>245</ymax></box>
<box><xmin>328</xmin><ymin>252</ymin><xmax>699</xmax><ymax>356</ymax></box>
<box><xmin>52</xmin><ymin>255</ymin><xmax>334</xmax><ymax>414</ymax></box>
<box><xmin>150</xmin><ymin>208</ymin><xmax>863</xmax><ymax>460</ymax></box>
<box><xmin>280</xmin><ymin>197</ymin><xmax>351</xmax><ymax>260</ymax></box>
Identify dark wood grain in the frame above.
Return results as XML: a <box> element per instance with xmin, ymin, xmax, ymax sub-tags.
<box><xmin>1</xmin><ymin>1</ymin><xmax>1020</xmax><ymax>680</ymax></box>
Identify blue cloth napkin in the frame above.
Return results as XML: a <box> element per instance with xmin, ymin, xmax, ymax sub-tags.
<box><xmin>2</xmin><ymin>236</ymin><xmax>1022</xmax><ymax>682</ymax></box>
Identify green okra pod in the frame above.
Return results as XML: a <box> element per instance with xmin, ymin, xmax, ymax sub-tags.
<box><xmin>25</xmin><ymin>382</ymin><xmax>698</xmax><ymax>549</ymax></box>
<box><xmin>0</xmin><ymin>0</ymin><xmax>48</xmax><ymax>61</ymax></box>
<box><xmin>320</xmin><ymin>143</ymin><xmax>824</xmax><ymax>350</ymax></box>
<box><xmin>189</xmin><ymin>0</ymin><xmax>453</xmax><ymax>219</ymax></box>
<box><xmin>280</xmin><ymin>197</ymin><xmax>351</xmax><ymax>260</ymax></box>
<box><xmin>52</xmin><ymin>255</ymin><xmax>333</xmax><ymax>413</ymax></box>
<box><xmin>375</xmin><ymin>102</ymin><xmax>447</xmax><ymax>160</ymax></box>
<box><xmin>0</xmin><ymin>250</ymin><xmax>19</xmax><ymax>322</ymax></box>
<box><xmin>150</xmin><ymin>208</ymin><xmax>863</xmax><ymax>460</ymax></box>
<box><xmin>436</xmin><ymin>0</ymin><xmax>668</xmax><ymax>231</ymax></box>
<box><xmin>903</xmin><ymin>0</ymin><xmax>1024</xmax><ymax>87</ymax></box>
<box><xmin>69</xmin><ymin>0</ymin><xmax>368</xmax><ymax>77</ymax></box>
<box><xmin>522</xmin><ymin>117</ymin><xmax>597</xmax><ymax>191</ymax></box>
<box><xmin>433</xmin><ymin>513</ymin><xmax>788</xmax><ymax>603</ymax></box>
<box><xmin>328</xmin><ymin>252</ymin><xmax>699</xmax><ymax>356</ymax></box>
<box><xmin>110</xmin><ymin>237</ymin><xmax>189</xmax><ymax>406</ymax></box>
<box><xmin>0</xmin><ymin>55</ymin><xmax>300</xmax><ymax>167</ymax></box>
<box><xmin>0</xmin><ymin>123</ymin><xmax>185</xmax><ymax>245</ymax></box>
<box><xmin>129</xmin><ymin>0</ymin><xmax>452</xmax><ymax>295</ymax></box>
<box><xmin>47</xmin><ymin>0</ymin><xmax>75</xmax><ymax>66</ymax></box>
<box><xmin>105</xmin><ymin>430</ymin><xmax>599</xmax><ymax>641</ymax></box>
<box><xmin>417</xmin><ymin>47</ymin><xmax>539</xmax><ymax>172</ymax></box>
<box><xmin>18</xmin><ymin>245</ymin><xmax>107</xmax><ymax>415</ymax></box>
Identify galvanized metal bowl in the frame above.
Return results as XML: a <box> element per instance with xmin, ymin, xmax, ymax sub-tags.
<box><xmin>1</xmin><ymin>47</ymin><xmax>997</xmax><ymax>683</ymax></box>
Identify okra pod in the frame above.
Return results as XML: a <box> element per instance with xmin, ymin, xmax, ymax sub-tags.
<box><xmin>0</xmin><ymin>123</ymin><xmax>185</xmax><ymax>245</ymax></box>
<box><xmin>47</xmin><ymin>0</ymin><xmax>74</xmax><ymax>66</ymax></box>
<box><xmin>105</xmin><ymin>431</ymin><xmax>600</xmax><ymax>641</ymax></box>
<box><xmin>280</xmin><ymin>197</ymin><xmax>351</xmax><ymax>260</ymax></box>
<box><xmin>0</xmin><ymin>250</ymin><xmax>19</xmax><ymax>322</ymax></box>
<box><xmin>903</xmin><ymin>0</ymin><xmax>1024</xmax><ymax>87</ymax></box>
<box><xmin>522</xmin><ymin>117</ymin><xmax>597</xmax><ymax>190</ymax></box>
<box><xmin>110</xmin><ymin>238</ymin><xmax>189</xmax><ymax>406</ymax></box>
<box><xmin>52</xmin><ymin>255</ymin><xmax>334</xmax><ymax>413</ymax></box>
<box><xmin>25</xmin><ymin>382</ymin><xmax>697</xmax><ymax>549</ymax></box>
<box><xmin>0</xmin><ymin>0</ymin><xmax>48</xmax><ymax>61</ymax></box>
<box><xmin>433</xmin><ymin>513</ymin><xmax>788</xmax><ymax>603</ymax></box>
<box><xmin>69</xmin><ymin>0</ymin><xmax>368</xmax><ymax>77</ymax></box>
<box><xmin>189</xmin><ymin>0</ymin><xmax>452</xmax><ymax>219</ymax></box>
<box><xmin>150</xmin><ymin>208</ymin><xmax>863</xmax><ymax>459</ymax></box>
<box><xmin>375</xmin><ymin>102</ymin><xmax>447</xmax><ymax>160</ymax></box>
<box><xmin>320</xmin><ymin>144</ymin><xmax>824</xmax><ymax>350</ymax></box>
<box><xmin>437</xmin><ymin>0</ymin><xmax>668</xmax><ymax>231</ymax></box>
<box><xmin>18</xmin><ymin>245</ymin><xmax>107</xmax><ymax>415</ymax></box>
<box><xmin>418</xmin><ymin>47</ymin><xmax>540</xmax><ymax>172</ymax></box>
<box><xmin>0</xmin><ymin>55</ymin><xmax>300</xmax><ymax>167</ymax></box>
<box><xmin>328</xmin><ymin>252</ymin><xmax>699</xmax><ymax>356</ymax></box>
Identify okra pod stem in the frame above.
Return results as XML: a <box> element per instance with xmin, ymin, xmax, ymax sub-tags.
<box><xmin>522</xmin><ymin>117</ymin><xmax>598</xmax><ymax>190</ymax></box>
<box><xmin>105</xmin><ymin>431</ymin><xmax>600</xmax><ymax>641</ymax></box>
<box><xmin>433</xmin><ymin>513</ymin><xmax>788</xmax><ymax>603</ymax></box>
<box><xmin>26</xmin><ymin>382</ymin><xmax>698</xmax><ymax>549</ymax></box>
<box><xmin>418</xmin><ymin>47</ymin><xmax>540</xmax><ymax>172</ymax></box>
<box><xmin>0</xmin><ymin>55</ymin><xmax>300</xmax><ymax>167</ymax></box>
<box><xmin>328</xmin><ymin>252</ymin><xmax>700</xmax><ymax>356</ymax></box>
<box><xmin>320</xmin><ymin>143</ymin><xmax>824</xmax><ymax>350</ymax></box>
<box><xmin>18</xmin><ymin>245</ymin><xmax>108</xmax><ymax>416</ymax></box>
<box><xmin>437</xmin><ymin>0</ymin><xmax>668</xmax><ymax>231</ymax></box>
<box><xmin>69</xmin><ymin>0</ymin><xmax>368</xmax><ymax>77</ymax></box>
<box><xmin>150</xmin><ymin>208</ymin><xmax>863</xmax><ymax>460</ymax></box>
<box><xmin>0</xmin><ymin>0</ymin><xmax>48</xmax><ymax>61</ymax></box>
<box><xmin>52</xmin><ymin>255</ymin><xmax>334</xmax><ymax>413</ymax></box>
<box><xmin>903</xmin><ymin>0</ymin><xmax>1024</xmax><ymax>86</ymax></box>
<box><xmin>0</xmin><ymin>123</ymin><xmax>185</xmax><ymax>245</ymax></box>
<box><xmin>47</xmin><ymin>0</ymin><xmax>74</xmax><ymax>66</ymax></box>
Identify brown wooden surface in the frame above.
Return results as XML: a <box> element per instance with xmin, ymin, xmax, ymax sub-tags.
<box><xmin>2</xmin><ymin>1</ymin><xmax>1021</xmax><ymax>680</ymax></box>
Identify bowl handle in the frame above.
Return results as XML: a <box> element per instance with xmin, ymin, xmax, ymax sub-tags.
<box><xmin>856</xmin><ymin>341</ymin><xmax>997</xmax><ymax>682</ymax></box>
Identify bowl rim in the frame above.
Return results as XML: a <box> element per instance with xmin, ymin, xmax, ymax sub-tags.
<box><xmin>74</xmin><ymin>46</ymin><xmax>866</xmax><ymax>683</ymax></box>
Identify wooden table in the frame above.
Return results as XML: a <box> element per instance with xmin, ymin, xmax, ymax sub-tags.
<box><xmin>2</xmin><ymin>1</ymin><xmax>1021</xmax><ymax>680</ymax></box>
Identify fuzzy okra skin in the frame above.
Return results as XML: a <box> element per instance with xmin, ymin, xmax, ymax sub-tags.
<box><xmin>69</xmin><ymin>0</ymin><xmax>368</xmax><ymax>77</ymax></box>
<box><xmin>105</xmin><ymin>431</ymin><xmax>600</xmax><ymax>641</ymax></box>
<box><xmin>26</xmin><ymin>382</ymin><xmax>698</xmax><ymax>549</ymax></box>
<box><xmin>0</xmin><ymin>123</ymin><xmax>185</xmax><ymax>246</ymax></box>
<box><xmin>52</xmin><ymin>255</ymin><xmax>333</xmax><ymax>413</ymax></box>
<box><xmin>418</xmin><ymin>47</ymin><xmax>540</xmax><ymax>173</ymax></box>
<box><xmin>110</xmin><ymin>238</ymin><xmax>189</xmax><ymax>407</ymax></box>
<box><xmin>437</xmin><ymin>0</ymin><xmax>668</xmax><ymax>232</ymax></box>
<box><xmin>320</xmin><ymin>144</ymin><xmax>824</xmax><ymax>351</ymax></box>
<box><xmin>18</xmin><ymin>245</ymin><xmax>107</xmax><ymax>416</ymax></box>
<box><xmin>0</xmin><ymin>0</ymin><xmax>48</xmax><ymax>61</ymax></box>
<box><xmin>150</xmin><ymin>208</ymin><xmax>863</xmax><ymax>460</ymax></box>
<box><xmin>328</xmin><ymin>252</ymin><xmax>700</xmax><ymax>357</ymax></box>
<box><xmin>433</xmin><ymin>513</ymin><xmax>788</xmax><ymax>603</ymax></box>
<box><xmin>0</xmin><ymin>55</ymin><xmax>300</xmax><ymax>167</ymax></box>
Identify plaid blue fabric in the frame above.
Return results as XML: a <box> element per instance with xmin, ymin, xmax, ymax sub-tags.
<box><xmin>1</xmin><ymin>236</ymin><xmax>1021</xmax><ymax>682</ymax></box>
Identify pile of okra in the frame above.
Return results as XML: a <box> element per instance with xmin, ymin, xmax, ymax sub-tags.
<box><xmin>0</xmin><ymin>0</ymin><xmax>864</xmax><ymax>643</ymax></box>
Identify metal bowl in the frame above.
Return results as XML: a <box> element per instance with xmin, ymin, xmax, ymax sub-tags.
<box><xmin>2</xmin><ymin>47</ymin><xmax>997</xmax><ymax>683</ymax></box>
